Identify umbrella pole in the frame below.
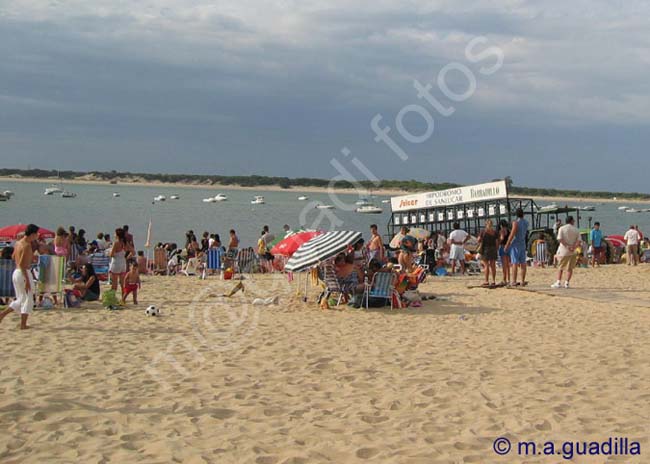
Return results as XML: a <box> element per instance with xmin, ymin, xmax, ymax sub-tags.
<box><xmin>303</xmin><ymin>271</ymin><xmax>308</xmax><ymax>302</ymax></box>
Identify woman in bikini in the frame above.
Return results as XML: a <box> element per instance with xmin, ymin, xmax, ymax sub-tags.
<box><xmin>109</xmin><ymin>228</ymin><xmax>131</xmax><ymax>293</ymax></box>
<box><xmin>54</xmin><ymin>227</ymin><xmax>70</xmax><ymax>259</ymax></box>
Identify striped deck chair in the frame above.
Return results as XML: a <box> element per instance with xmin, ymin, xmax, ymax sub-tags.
<box><xmin>0</xmin><ymin>259</ymin><xmax>16</xmax><ymax>303</ymax></box>
<box><xmin>153</xmin><ymin>247</ymin><xmax>168</xmax><ymax>275</ymax></box>
<box><xmin>320</xmin><ymin>262</ymin><xmax>348</xmax><ymax>306</ymax></box>
<box><xmin>534</xmin><ymin>240</ymin><xmax>548</xmax><ymax>266</ymax></box>
<box><xmin>364</xmin><ymin>271</ymin><xmax>398</xmax><ymax>310</ymax></box>
<box><xmin>68</xmin><ymin>244</ymin><xmax>79</xmax><ymax>269</ymax></box>
<box><xmin>235</xmin><ymin>248</ymin><xmax>257</xmax><ymax>278</ymax></box>
<box><xmin>38</xmin><ymin>255</ymin><xmax>66</xmax><ymax>303</ymax></box>
<box><xmin>203</xmin><ymin>248</ymin><xmax>223</xmax><ymax>278</ymax></box>
<box><xmin>89</xmin><ymin>252</ymin><xmax>110</xmax><ymax>281</ymax></box>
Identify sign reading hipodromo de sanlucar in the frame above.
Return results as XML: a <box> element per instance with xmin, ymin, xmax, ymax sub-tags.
<box><xmin>390</xmin><ymin>180</ymin><xmax>508</xmax><ymax>213</ymax></box>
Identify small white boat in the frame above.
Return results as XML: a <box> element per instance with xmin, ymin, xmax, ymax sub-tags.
<box><xmin>625</xmin><ymin>208</ymin><xmax>640</xmax><ymax>213</ymax></box>
<box><xmin>170</xmin><ymin>195</ymin><xmax>180</xmax><ymax>200</ymax></box>
<box><xmin>113</xmin><ymin>192</ymin><xmax>120</xmax><ymax>197</ymax></box>
<box><xmin>251</xmin><ymin>195</ymin><xmax>265</xmax><ymax>205</ymax></box>
<box><xmin>355</xmin><ymin>198</ymin><xmax>371</xmax><ymax>206</ymax></box>
<box><xmin>154</xmin><ymin>195</ymin><xmax>166</xmax><ymax>202</ymax></box>
<box><xmin>3</xmin><ymin>190</ymin><xmax>14</xmax><ymax>198</ymax></box>
<box><xmin>355</xmin><ymin>205</ymin><xmax>383</xmax><ymax>214</ymax></box>
<box><xmin>214</xmin><ymin>193</ymin><xmax>228</xmax><ymax>201</ymax></box>
<box><xmin>537</xmin><ymin>204</ymin><xmax>559</xmax><ymax>213</ymax></box>
<box><xmin>581</xmin><ymin>206</ymin><xmax>595</xmax><ymax>211</ymax></box>
<box><xmin>297</xmin><ymin>195</ymin><xmax>309</xmax><ymax>201</ymax></box>
<box><xmin>381</xmin><ymin>199</ymin><xmax>390</xmax><ymax>204</ymax></box>
<box><xmin>44</xmin><ymin>185</ymin><xmax>63</xmax><ymax>195</ymax></box>
<box><xmin>315</xmin><ymin>204</ymin><xmax>334</xmax><ymax>209</ymax></box>
<box><xmin>61</xmin><ymin>191</ymin><xmax>77</xmax><ymax>198</ymax></box>
<box><xmin>618</xmin><ymin>206</ymin><xmax>630</xmax><ymax>210</ymax></box>
<box><xmin>203</xmin><ymin>197</ymin><xmax>217</xmax><ymax>203</ymax></box>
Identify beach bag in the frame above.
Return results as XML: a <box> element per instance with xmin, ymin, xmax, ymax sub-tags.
<box><xmin>64</xmin><ymin>289</ymin><xmax>81</xmax><ymax>308</ymax></box>
<box><xmin>41</xmin><ymin>295</ymin><xmax>54</xmax><ymax>310</ymax></box>
<box><xmin>402</xmin><ymin>290</ymin><xmax>422</xmax><ymax>304</ymax></box>
<box><xmin>223</xmin><ymin>268</ymin><xmax>234</xmax><ymax>280</ymax></box>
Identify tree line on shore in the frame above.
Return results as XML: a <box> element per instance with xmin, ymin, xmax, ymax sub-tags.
<box><xmin>1</xmin><ymin>168</ymin><xmax>648</xmax><ymax>200</ymax></box>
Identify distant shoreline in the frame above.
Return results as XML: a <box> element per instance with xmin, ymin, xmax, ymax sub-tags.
<box><xmin>2</xmin><ymin>175</ymin><xmax>650</xmax><ymax>205</ymax></box>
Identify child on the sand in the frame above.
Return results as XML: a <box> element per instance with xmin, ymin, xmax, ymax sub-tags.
<box><xmin>122</xmin><ymin>261</ymin><xmax>141</xmax><ymax>304</ymax></box>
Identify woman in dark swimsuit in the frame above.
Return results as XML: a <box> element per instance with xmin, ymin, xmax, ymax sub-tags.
<box><xmin>477</xmin><ymin>219</ymin><xmax>499</xmax><ymax>287</ymax></box>
<box><xmin>74</xmin><ymin>263</ymin><xmax>101</xmax><ymax>301</ymax></box>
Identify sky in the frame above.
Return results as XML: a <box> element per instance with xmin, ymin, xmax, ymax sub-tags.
<box><xmin>1</xmin><ymin>0</ymin><xmax>649</xmax><ymax>192</ymax></box>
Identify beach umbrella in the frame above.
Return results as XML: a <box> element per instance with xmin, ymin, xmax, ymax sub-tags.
<box><xmin>284</xmin><ymin>230</ymin><xmax>362</xmax><ymax>272</ymax></box>
<box><xmin>271</xmin><ymin>230</ymin><xmax>322</xmax><ymax>257</ymax></box>
<box><xmin>0</xmin><ymin>224</ymin><xmax>55</xmax><ymax>242</ymax></box>
<box><xmin>389</xmin><ymin>233</ymin><xmax>405</xmax><ymax>249</ymax></box>
<box><xmin>267</xmin><ymin>229</ymin><xmax>301</xmax><ymax>250</ymax></box>
<box><xmin>605</xmin><ymin>236</ymin><xmax>625</xmax><ymax>248</ymax></box>
<box><xmin>406</xmin><ymin>228</ymin><xmax>431</xmax><ymax>241</ymax></box>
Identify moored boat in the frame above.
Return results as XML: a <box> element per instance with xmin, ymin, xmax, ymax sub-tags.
<box><xmin>355</xmin><ymin>204</ymin><xmax>383</xmax><ymax>214</ymax></box>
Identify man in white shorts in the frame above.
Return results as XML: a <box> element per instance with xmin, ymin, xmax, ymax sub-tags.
<box><xmin>0</xmin><ymin>224</ymin><xmax>39</xmax><ymax>330</ymax></box>
<box><xmin>448</xmin><ymin>222</ymin><xmax>469</xmax><ymax>274</ymax></box>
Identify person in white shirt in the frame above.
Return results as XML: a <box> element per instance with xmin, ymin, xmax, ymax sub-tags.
<box><xmin>551</xmin><ymin>216</ymin><xmax>581</xmax><ymax>289</ymax></box>
<box><xmin>95</xmin><ymin>232</ymin><xmax>107</xmax><ymax>251</ymax></box>
<box><xmin>624</xmin><ymin>225</ymin><xmax>641</xmax><ymax>266</ymax></box>
<box><xmin>448</xmin><ymin>222</ymin><xmax>469</xmax><ymax>274</ymax></box>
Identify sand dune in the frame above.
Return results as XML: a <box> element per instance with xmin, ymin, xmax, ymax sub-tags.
<box><xmin>1</xmin><ymin>265</ymin><xmax>648</xmax><ymax>463</ymax></box>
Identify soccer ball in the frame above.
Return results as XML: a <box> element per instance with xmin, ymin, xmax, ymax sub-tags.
<box><xmin>145</xmin><ymin>305</ymin><xmax>160</xmax><ymax>316</ymax></box>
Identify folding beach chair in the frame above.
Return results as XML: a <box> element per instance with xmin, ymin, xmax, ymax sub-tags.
<box><xmin>153</xmin><ymin>247</ymin><xmax>168</xmax><ymax>275</ymax></box>
<box><xmin>68</xmin><ymin>244</ymin><xmax>79</xmax><ymax>271</ymax></box>
<box><xmin>364</xmin><ymin>272</ymin><xmax>398</xmax><ymax>310</ymax></box>
<box><xmin>180</xmin><ymin>257</ymin><xmax>200</xmax><ymax>276</ymax></box>
<box><xmin>235</xmin><ymin>248</ymin><xmax>258</xmax><ymax>278</ymax></box>
<box><xmin>202</xmin><ymin>248</ymin><xmax>223</xmax><ymax>278</ymax></box>
<box><xmin>319</xmin><ymin>262</ymin><xmax>349</xmax><ymax>306</ymax></box>
<box><xmin>534</xmin><ymin>240</ymin><xmax>548</xmax><ymax>266</ymax></box>
<box><xmin>0</xmin><ymin>259</ymin><xmax>16</xmax><ymax>304</ymax></box>
<box><xmin>38</xmin><ymin>255</ymin><xmax>66</xmax><ymax>303</ymax></box>
<box><xmin>89</xmin><ymin>252</ymin><xmax>110</xmax><ymax>281</ymax></box>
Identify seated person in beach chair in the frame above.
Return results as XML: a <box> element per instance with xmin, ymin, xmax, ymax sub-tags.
<box><xmin>89</xmin><ymin>251</ymin><xmax>110</xmax><ymax>281</ymax></box>
<box><xmin>349</xmin><ymin>259</ymin><xmax>395</xmax><ymax>309</ymax></box>
<box><xmin>122</xmin><ymin>261</ymin><xmax>141</xmax><ymax>304</ymax></box>
<box><xmin>533</xmin><ymin>234</ymin><xmax>548</xmax><ymax>268</ymax></box>
<box><xmin>335</xmin><ymin>253</ymin><xmax>361</xmax><ymax>295</ymax></box>
<box><xmin>72</xmin><ymin>263</ymin><xmax>101</xmax><ymax>301</ymax></box>
<box><xmin>318</xmin><ymin>257</ymin><xmax>356</xmax><ymax>308</ymax></box>
<box><xmin>137</xmin><ymin>250</ymin><xmax>148</xmax><ymax>274</ymax></box>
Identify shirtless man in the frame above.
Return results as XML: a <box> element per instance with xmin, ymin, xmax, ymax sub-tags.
<box><xmin>0</xmin><ymin>224</ymin><xmax>39</xmax><ymax>330</ymax></box>
<box><xmin>368</xmin><ymin>224</ymin><xmax>385</xmax><ymax>263</ymax></box>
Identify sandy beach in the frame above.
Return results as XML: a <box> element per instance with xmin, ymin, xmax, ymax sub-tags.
<box><xmin>1</xmin><ymin>265</ymin><xmax>648</xmax><ymax>463</ymax></box>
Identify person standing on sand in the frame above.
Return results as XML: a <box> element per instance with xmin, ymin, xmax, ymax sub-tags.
<box><xmin>476</xmin><ymin>219</ymin><xmax>499</xmax><ymax>287</ymax></box>
<box><xmin>0</xmin><ymin>224</ymin><xmax>39</xmax><ymax>330</ymax></box>
<box><xmin>367</xmin><ymin>224</ymin><xmax>385</xmax><ymax>263</ymax></box>
<box><xmin>624</xmin><ymin>225</ymin><xmax>641</xmax><ymax>266</ymax></box>
<box><xmin>590</xmin><ymin>222</ymin><xmax>604</xmax><ymax>267</ymax></box>
<box><xmin>448</xmin><ymin>222</ymin><xmax>469</xmax><ymax>275</ymax></box>
<box><xmin>504</xmin><ymin>208</ymin><xmax>529</xmax><ymax>286</ymax></box>
<box><xmin>552</xmin><ymin>216</ymin><xmax>580</xmax><ymax>288</ymax></box>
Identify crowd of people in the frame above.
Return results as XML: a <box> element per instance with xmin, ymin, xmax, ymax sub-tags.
<box><xmin>3</xmin><ymin>211</ymin><xmax>650</xmax><ymax>329</ymax></box>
